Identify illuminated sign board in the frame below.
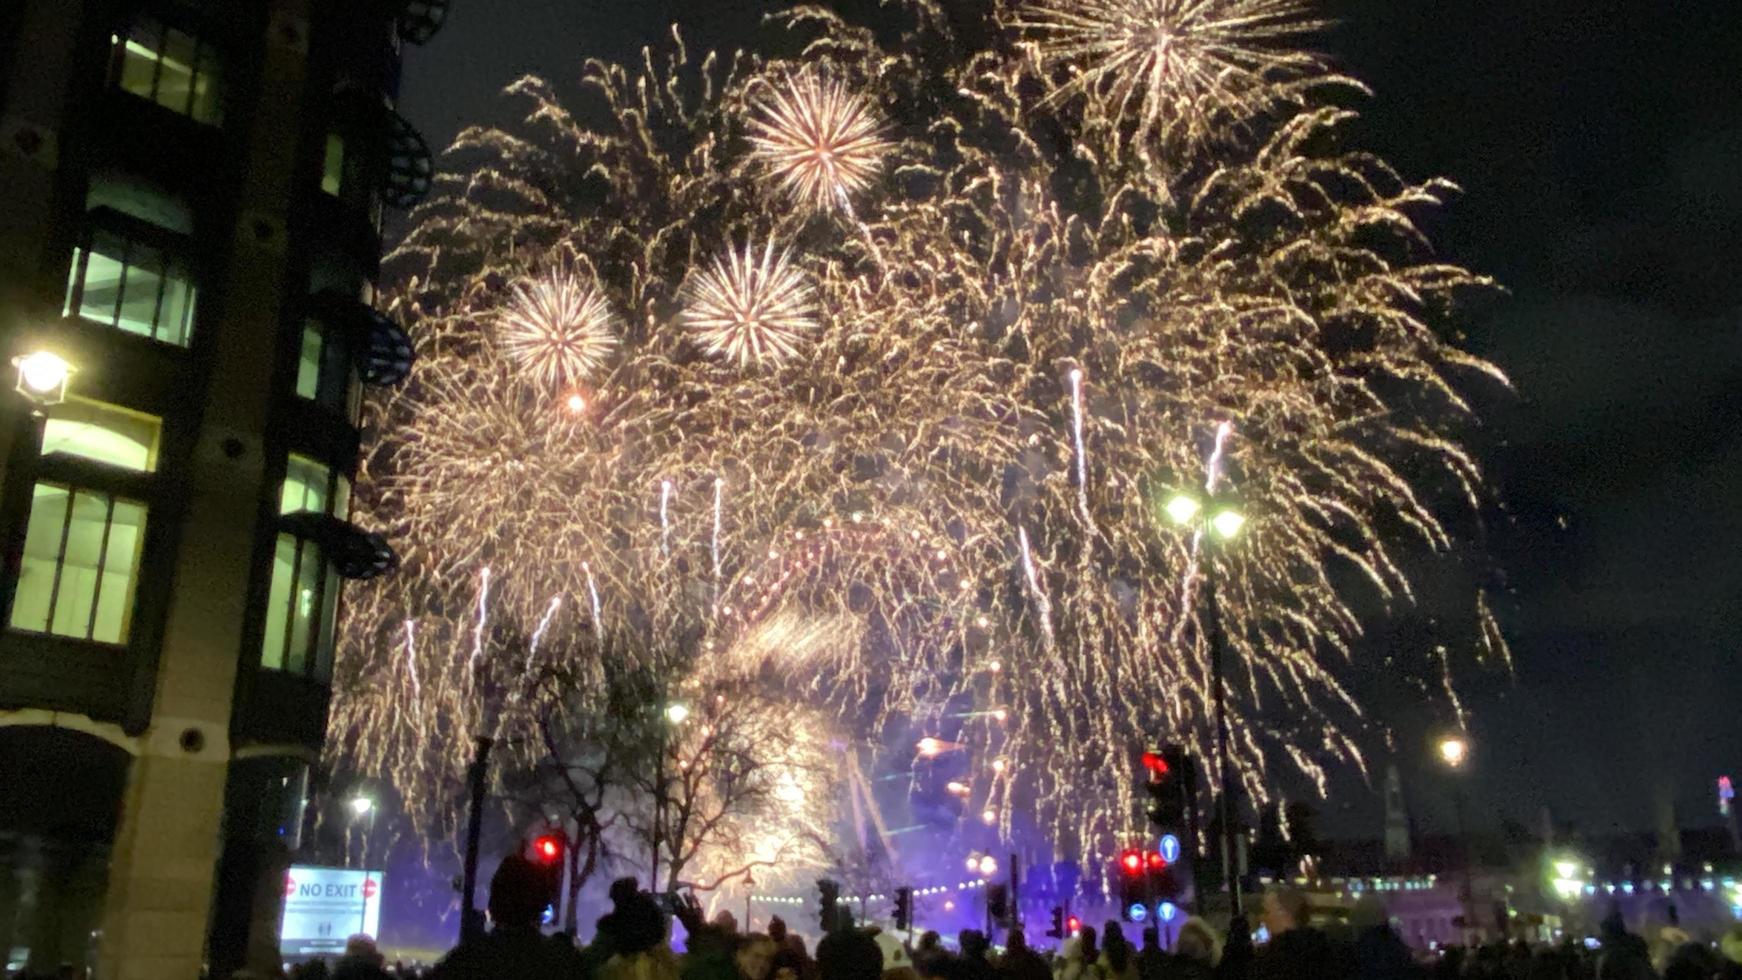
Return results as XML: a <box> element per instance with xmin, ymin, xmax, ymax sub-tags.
<box><xmin>281</xmin><ymin>866</ymin><xmax>384</xmax><ymax>956</ymax></box>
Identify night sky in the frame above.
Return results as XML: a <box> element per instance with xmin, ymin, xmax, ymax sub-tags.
<box><xmin>396</xmin><ymin>0</ymin><xmax>1742</xmax><ymax>841</ymax></box>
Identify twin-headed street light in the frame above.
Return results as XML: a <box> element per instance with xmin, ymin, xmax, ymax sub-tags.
<box><xmin>1161</xmin><ymin>487</ymin><xmax>1246</xmax><ymax>914</ymax></box>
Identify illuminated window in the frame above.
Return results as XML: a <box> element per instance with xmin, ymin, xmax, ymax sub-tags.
<box><xmin>110</xmin><ymin>14</ymin><xmax>222</xmax><ymax>124</ymax></box>
<box><xmin>10</xmin><ymin>483</ymin><xmax>148</xmax><ymax>644</ymax></box>
<box><xmin>64</xmin><ymin>227</ymin><xmax>196</xmax><ymax>346</ymax></box>
<box><xmin>295</xmin><ymin>319</ymin><xmax>360</xmax><ymax>418</ymax></box>
<box><xmin>260</xmin><ymin>534</ymin><xmax>339</xmax><ymax>678</ymax></box>
<box><xmin>40</xmin><ymin>399</ymin><xmax>161</xmax><ymax>472</ymax></box>
<box><xmin>279</xmin><ymin>455</ymin><xmax>350</xmax><ymax>518</ymax></box>
<box><xmin>263</xmin><ymin>455</ymin><xmax>350</xmax><ymax>679</ymax></box>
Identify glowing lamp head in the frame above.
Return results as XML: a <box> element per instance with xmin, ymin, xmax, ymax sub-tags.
<box><xmin>978</xmin><ymin>855</ymin><xmax>998</xmax><ymax>876</ymax></box>
<box><xmin>1554</xmin><ymin>860</ymin><xmax>1579</xmax><ymax>879</ymax></box>
<box><xmin>1211</xmin><ymin>508</ymin><xmax>1246</xmax><ymax>539</ymax></box>
<box><xmin>981</xmin><ymin>808</ymin><xmax>997</xmax><ymax>825</ymax></box>
<box><xmin>966</xmin><ymin>855</ymin><xmax>981</xmax><ymax>871</ymax></box>
<box><xmin>1164</xmin><ymin>493</ymin><xmax>1202</xmax><ymax>527</ymax></box>
<box><xmin>946</xmin><ymin>780</ymin><xmax>970</xmax><ymax>796</ymax></box>
<box><xmin>14</xmin><ymin>351</ymin><xmax>72</xmax><ymax>405</ymax></box>
<box><xmin>991</xmin><ymin>758</ymin><xmax>1008</xmax><ymax>775</ymax></box>
<box><xmin>665</xmin><ymin>702</ymin><xmax>691</xmax><ymax>725</ymax></box>
<box><xmin>1437</xmin><ymin>735</ymin><xmax>1470</xmax><ymax>769</ymax></box>
<box><xmin>348</xmin><ymin>797</ymin><xmax>374</xmax><ymax>816</ymax></box>
<box><xmin>917</xmin><ymin>737</ymin><xmax>944</xmax><ymax>758</ymax></box>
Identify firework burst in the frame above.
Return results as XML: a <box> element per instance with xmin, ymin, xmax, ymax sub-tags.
<box><xmin>746</xmin><ymin>72</ymin><xmax>891</xmax><ymax>214</ymax></box>
<box><xmin>680</xmin><ymin>240</ymin><xmax>819</xmax><ymax>367</ymax></box>
<box><xmin>1019</xmin><ymin>0</ymin><xmax>1327</xmax><ymax>156</ymax></box>
<box><xmin>496</xmin><ymin>267</ymin><xmax>618</xmax><ymax>387</ymax></box>
<box><xmin>336</xmin><ymin>0</ymin><xmax>1510</xmax><ymax>863</ymax></box>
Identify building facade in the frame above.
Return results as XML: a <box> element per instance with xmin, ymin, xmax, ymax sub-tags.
<box><xmin>0</xmin><ymin>1</ymin><xmax>435</xmax><ymax>977</ymax></box>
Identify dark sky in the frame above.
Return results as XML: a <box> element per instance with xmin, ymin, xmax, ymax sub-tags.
<box><xmin>397</xmin><ymin>1</ymin><xmax>1742</xmax><ymax>840</ymax></box>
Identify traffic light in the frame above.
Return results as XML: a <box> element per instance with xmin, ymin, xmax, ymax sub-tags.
<box><xmin>1066</xmin><ymin>914</ymin><xmax>1082</xmax><ymax>936</ymax></box>
<box><xmin>1117</xmin><ymin>849</ymin><xmax>1146</xmax><ymax>920</ymax></box>
<box><xmin>893</xmin><ymin>887</ymin><xmax>913</xmax><ymax>931</ymax></box>
<box><xmin>816</xmin><ymin>878</ymin><xmax>842</xmax><ymax>933</ymax></box>
<box><xmin>987</xmin><ymin>883</ymin><xmax>1010</xmax><ymax>925</ymax></box>
<box><xmin>531</xmin><ymin>834</ymin><xmax>564</xmax><ymax>865</ymax></box>
<box><xmin>1046</xmin><ymin>906</ymin><xmax>1066</xmax><ymax>939</ymax></box>
<box><xmin>1144</xmin><ymin>745</ymin><xmax>1190</xmax><ymax>830</ymax></box>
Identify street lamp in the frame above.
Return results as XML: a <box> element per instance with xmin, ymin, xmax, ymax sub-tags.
<box><xmin>1436</xmin><ymin>733</ymin><xmax>1476</xmax><ymax>940</ymax></box>
<box><xmin>651</xmin><ymin>700</ymin><xmax>691</xmax><ymax>890</ymax></box>
<box><xmin>13</xmin><ymin>350</ymin><xmax>72</xmax><ymax>408</ymax></box>
<box><xmin>1438</xmin><ymin>735</ymin><xmax>1470</xmax><ymax>769</ymax></box>
<box><xmin>1163</xmin><ymin>488</ymin><xmax>1246</xmax><ymax>916</ymax></box>
<box><xmin>348</xmin><ymin>796</ymin><xmax>375</xmax><ymax>817</ymax></box>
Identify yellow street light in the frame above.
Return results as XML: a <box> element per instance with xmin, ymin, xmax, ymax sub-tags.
<box><xmin>665</xmin><ymin>702</ymin><xmax>691</xmax><ymax>725</ymax></box>
<box><xmin>1438</xmin><ymin>734</ymin><xmax>1470</xmax><ymax>769</ymax></box>
<box><xmin>13</xmin><ymin>351</ymin><xmax>72</xmax><ymax>407</ymax></box>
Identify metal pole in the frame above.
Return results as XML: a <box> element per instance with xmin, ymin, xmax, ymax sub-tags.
<box><xmin>460</xmin><ymin>735</ymin><xmax>493</xmax><ymax>941</ymax></box>
<box><xmin>652</xmin><ymin>723</ymin><xmax>666</xmax><ymax>892</ymax></box>
<box><xmin>1455</xmin><ymin>788</ymin><xmax>1475</xmax><ymax>942</ymax></box>
<box><xmin>1010</xmin><ymin>853</ymin><xmax>1021</xmax><ymax>929</ymax></box>
<box><xmin>1204</xmin><ymin>566</ymin><xmax>1241</xmax><ymax>917</ymax></box>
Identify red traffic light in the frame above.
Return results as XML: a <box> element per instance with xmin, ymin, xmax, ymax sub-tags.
<box><xmin>1120</xmin><ymin>849</ymin><xmax>1144</xmax><ymax>876</ymax></box>
<box><xmin>1146</xmin><ymin>850</ymin><xmax>1167</xmax><ymax>871</ymax></box>
<box><xmin>1141</xmin><ymin>751</ymin><xmax>1169</xmax><ymax>777</ymax></box>
<box><xmin>532</xmin><ymin>835</ymin><xmax>562</xmax><ymax>863</ymax></box>
<box><xmin>1066</xmin><ymin>915</ymin><xmax>1082</xmax><ymax>935</ymax></box>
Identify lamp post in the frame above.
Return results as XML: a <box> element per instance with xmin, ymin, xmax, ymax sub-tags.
<box><xmin>651</xmin><ymin>701</ymin><xmax>689</xmax><ymax>891</ymax></box>
<box><xmin>1165</xmin><ymin>490</ymin><xmax>1246</xmax><ymax>916</ymax></box>
<box><xmin>1437</xmin><ymin>734</ymin><xmax>1476</xmax><ymax>941</ymax></box>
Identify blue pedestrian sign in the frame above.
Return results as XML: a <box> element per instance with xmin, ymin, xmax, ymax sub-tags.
<box><xmin>1158</xmin><ymin>834</ymin><xmax>1181</xmax><ymax>864</ymax></box>
<box><xmin>1158</xmin><ymin>901</ymin><xmax>1179</xmax><ymax>923</ymax></box>
<box><xmin>1127</xmin><ymin>902</ymin><xmax>1149</xmax><ymax>922</ymax></box>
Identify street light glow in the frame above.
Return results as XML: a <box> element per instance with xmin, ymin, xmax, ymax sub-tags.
<box><xmin>1438</xmin><ymin>735</ymin><xmax>1470</xmax><ymax>769</ymax></box>
<box><xmin>977</xmin><ymin>855</ymin><xmax>998</xmax><ymax>876</ymax></box>
<box><xmin>917</xmin><ymin>736</ymin><xmax>944</xmax><ymax>757</ymax></box>
<box><xmin>1211</xmin><ymin>508</ymin><xmax>1246</xmax><ymax>539</ymax></box>
<box><xmin>349</xmin><ymin>797</ymin><xmax>375</xmax><ymax>816</ymax></box>
<box><xmin>1165</xmin><ymin>493</ymin><xmax>1202</xmax><ymax>526</ymax></box>
<box><xmin>665</xmin><ymin>702</ymin><xmax>691</xmax><ymax>724</ymax></box>
<box><xmin>14</xmin><ymin>351</ymin><xmax>72</xmax><ymax>405</ymax></box>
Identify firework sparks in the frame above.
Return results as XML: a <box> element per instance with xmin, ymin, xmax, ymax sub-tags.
<box><xmin>334</xmin><ymin>0</ymin><xmax>1511</xmax><ymax>858</ymax></box>
<box><xmin>681</xmin><ymin>241</ymin><xmax>818</xmax><ymax>367</ymax></box>
<box><xmin>1019</xmin><ymin>0</ymin><xmax>1326</xmax><ymax>155</ymax></box>
<box><xmin>746</xmin><ymin>71</ymin><xmax>891</xmax><ymax>215</ymax></box>
<box><xmin>497</xmin><ymin>267</ymin><xmax>618</xmax><ymax>388</ymax></box>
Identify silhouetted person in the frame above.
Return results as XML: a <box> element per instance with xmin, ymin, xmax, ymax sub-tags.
<box><xmin>915</xmin><ymin>932</ymin><xmax>949</xmax><ymax>979</ymax></box>
<box><xmin>1001</xmin><ymin>929</ymin><xmax>1052</xmax><ymax>980</ymax></box>
<box><xmin>431</xmin><ymin>855</ymin><xmax>585</xmax><ymax>980</ymax></box>
<box><xmin>817</xmin><ymin>930</ymin><xmax>884</xmax><ymax>980</ymax></box>
<box><xmin>1168</xmin><ymin>919</ymin><xmax>1218</xmax><ymax>980</ymax></box>
<box><xmin>1135</xmin><ymin>928</ymin><xmax>1168</xmax><ymax>980</ymax></box>
<box><xmin>1348</xmin><ymin>897</ymin><xmax>1419</xmax><ymax>980</ymax></box>
<box><xmin>1058</xmin><ymin>929</ymin><xmax>1107</xmax><ymax>980</ymax></box>
<box><xmin>334</xmin><ymin>936</ymin><xmax>392</xmax><ymax>980</ymax></box>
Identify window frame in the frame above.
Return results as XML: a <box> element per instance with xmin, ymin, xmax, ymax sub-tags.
<box><xmin>259</xmin><ymin>454</ymin><xmax>354</xmax><ymax>681</ymax></box>
<box><xmin>107</xmin><ymin>10</ymin><xmax>224</xmax><ymax>125</ymax></box>
<box><xmin>9</xmin><ymin>480</ymin><xmax>151</xmax><ymax>646</ymax></box>
<box><xmin>63</xmin><ymin>207</ymin><xmax>199</xmax><ymax>348</ymax></box>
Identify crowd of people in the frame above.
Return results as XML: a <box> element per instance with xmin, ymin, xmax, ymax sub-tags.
<box><xmin>274</xmin><ymin>857</ymin><xmax>1742</xmax><ymax>980</ymax></box>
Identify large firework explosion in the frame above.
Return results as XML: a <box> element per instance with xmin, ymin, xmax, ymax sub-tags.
<box><xmin>330</xmin><ymin>0</ymin><xmax>1509</xmax><ymax>871</ymax></box>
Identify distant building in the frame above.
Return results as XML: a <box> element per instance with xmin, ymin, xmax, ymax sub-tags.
<box><xmin>1384</xmin><ymin>765</ymin><xmax>1410</xmax><ymax>862</ymax></box>
<box><xmin>0</xmin><ymin>1</ymin><xmax>435</xmax><ymax>978</ymax></box>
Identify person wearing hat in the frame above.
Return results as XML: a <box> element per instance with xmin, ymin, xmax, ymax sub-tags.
<box><xmin>431</xmin><ymin>854</ymin><xmax>586</xmax><ymax>980</ymax></box>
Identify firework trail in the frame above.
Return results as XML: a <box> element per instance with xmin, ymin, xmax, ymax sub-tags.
<box><xmin>331</xmin><ymin>0</ymin><xmax>1511</xmax><ymax>854</ymax></box>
